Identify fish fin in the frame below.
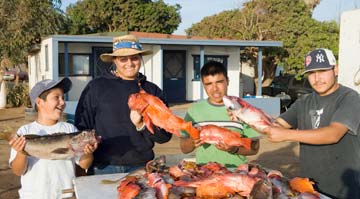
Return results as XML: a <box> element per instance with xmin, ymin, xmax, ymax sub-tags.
<box><xmin>168</xmin><ymin>129</ymin><xmax>180</xmax><ymax>137</ymax></box>
<box><xmin>51</xmin><ymin>148</ymin><xmax>70</xmax><ymax>154</ymax></box>
<box><xmin>143</xmin><ymin>114</ymin><xmax>154</xmax><ymax>134</ymax></box>
<box><xmin>240</xmin><ymin>138</ymin><xmax>252</xmax><ymax>150</ymax></box>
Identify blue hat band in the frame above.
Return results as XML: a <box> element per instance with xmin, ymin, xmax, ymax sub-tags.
<box><xmin>113</xmin><ymin>41</ymin><xmax>143</xmax><ymax>51</ymax></box>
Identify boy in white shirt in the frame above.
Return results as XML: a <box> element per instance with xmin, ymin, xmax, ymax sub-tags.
<box><xmin>8</xmin><ymin>78</ymin><xmax>98</xmax><ymax>199</ymax></box>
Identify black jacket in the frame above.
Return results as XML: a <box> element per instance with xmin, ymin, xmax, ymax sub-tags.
<box><xmin>74</xmin><ymin>68</ymin><xmax>172</xmax><ymax>166</ymax></box>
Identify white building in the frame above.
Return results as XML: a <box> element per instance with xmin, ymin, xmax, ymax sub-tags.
<box><xmin>28</xmin><ymin>32</ymin><xmax>282</xmax><ymax>116</ymax></box>
<box><xmin>339</xmin><ymin>9</ymin><xmax>360</xmax><ymax>93</ymax></box>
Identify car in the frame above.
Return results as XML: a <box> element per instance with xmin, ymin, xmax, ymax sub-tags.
<box><xmin>262</xmin><ymin>74</ymin><xmax>313</xmax><ymax>111</ymax></box>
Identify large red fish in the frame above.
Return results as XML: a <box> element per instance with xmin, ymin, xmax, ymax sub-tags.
<box><xmin>174</xmin><ymin>173</ymin><xmax>258</xmax><ymax>197</ymax></box>
<box><xmin>128</xmin><ymin>90</ymin><xmax>200</xmax><ymax>139</ymax></box>
<box><xmin>198</xmin><ymin>124</ymin><xmax>252</xmax><ymax>150</ymax></box>
<box><xmin>223</xmin><ymin>95</ymin><xmax>274</xmax><ymax>132</ymax></box>
<box><xmin>117</xmin><ymin>176</ymin><xmax>141</xmax><ymax>199</ymax></box>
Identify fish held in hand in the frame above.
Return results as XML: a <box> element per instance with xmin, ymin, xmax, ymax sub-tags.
<box><xmin>223</xmin><ymin>95</ymin><xmax>274</xmax><ymax>132</ymax></box>
<box><xmin>128</xmin><ymin>91</ymin><xmax>200</xmax><ymax>139</ymax></box>
<box><xmin>3</xmin><ymin>130</ymin><xmax>100</xmax><ymax>159</ymax></box>
<box><xmin>198</xmin><ymin>124</ymin><xmax>252</xmax><ymax>150</ymax></box>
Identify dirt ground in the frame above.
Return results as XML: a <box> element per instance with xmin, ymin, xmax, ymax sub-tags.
<box><xmin>0</xmin><ymin>106</ymin><xmax>299</xmax><ymax>199</ymax></box>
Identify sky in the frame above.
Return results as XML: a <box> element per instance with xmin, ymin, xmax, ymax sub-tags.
<box><xmin>61</xmin><ymin>0</ymin><xmax>360</xmax><ymax>35</ymax></box>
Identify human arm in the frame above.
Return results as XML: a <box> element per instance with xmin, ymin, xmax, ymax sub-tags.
<box><xmin>9</xmin><ymin>136</ymin><xmax>28</xmax><ymax>176</ymax></box>
<box><xmin>265</xmin><ymin>122</ymin><xmax>348</xmax><ymax>144</ymax></box>
<box><xmin>180</xmin><ymin>137</ymin><xmax>203</xmax><ymax>154</ymax></box>
<box><xmin>78</xmin><ymin>142</ymin><xmax>98</xmax><ymax>169</ymax></box>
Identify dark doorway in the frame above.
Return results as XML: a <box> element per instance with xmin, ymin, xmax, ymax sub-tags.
<box><xmin>163</xmin><ymin>50</ymin><xmax>186</xmax><ymax>103</ymax></box>
<box><xmin>93</xmin><ymin>47</ymin><xmax>112</xmax><ymax>78</ymax></box>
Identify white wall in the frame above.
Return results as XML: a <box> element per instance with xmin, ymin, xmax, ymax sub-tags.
<box><xmin>28</xmin><ymin>38</ymin><xmax>53</xmax><ymax>89</ymax></box>
<box><xmin>339</xmin><ymin>9</ymin><xmax>360</xmax><ymax>93</ymax></box>
<box><xmin>182</xmin><ymin>46</ymin><xmax>241</xmax><ymax>101</ymax></box>
<box><xmin>142</xmin><ymin>44</ymin><xmax>162</xmax><ymax>88</ymax></box>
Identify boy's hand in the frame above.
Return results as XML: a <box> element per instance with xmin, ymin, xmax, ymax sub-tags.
<box><xmin>83</xmin><ymin>142</ymin><xmax>98</xmax><ymax>154</ymax></box>
<box><xmin>215</xmin><ymin>142</ymin><xmax>236</xmax><ymax>153</ymax></box>
<box><xmin>226</xmin><ymin>109</ymin><xmax>237</xmax><ymax>121</ymax></box>
<box><xmin>193</xmin><ymin>139</ymin><xmax>204</xmax><ymax>147</ymax></box>
<box><xmin>9</xmin><ymin>136</ymin><xmax>26</xmax><ymax>153</ymax></box>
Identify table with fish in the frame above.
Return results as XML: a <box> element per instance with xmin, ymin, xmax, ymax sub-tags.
<box><xmin>73</xmin><ymin>156</ymin><xmax>331</xmax><ymax>199</ymax></box>
<box><xmin>74</xmin><ymin>173</ymin><xmax>128</xmax><ymax>199</ymax></box>
<box><xmin>74</xmin><ymin>173</ymin><xmax>332</xmax><ymax>199</ymax></box>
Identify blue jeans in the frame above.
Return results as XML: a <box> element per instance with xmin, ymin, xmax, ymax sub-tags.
<box><xmin>93</xmin><ymin>164</ymin><xmax>145</xmax><ymax>175</ymax></box>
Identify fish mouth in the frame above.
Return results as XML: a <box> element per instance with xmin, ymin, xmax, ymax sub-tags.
<box><xmin>222</xmin><ymin>96</ymin><xmax>236</xmax><ymax>110</ymax></box>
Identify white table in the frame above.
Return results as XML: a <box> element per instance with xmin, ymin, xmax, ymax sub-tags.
<box><xmin>74</xmin><ymin>173</ymin><xmax>127</xmax><ymax>199</ymax></box>
<box><xmin>74</xmin><ymin>173</ymin><xmax>331</xmax><ymax>199</ymax></box>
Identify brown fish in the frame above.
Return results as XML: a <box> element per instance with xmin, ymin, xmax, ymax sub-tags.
<box><xmin>1</xmin><ymin>130</ymin><xmax>101</xmax><ymax>159</ymax></box>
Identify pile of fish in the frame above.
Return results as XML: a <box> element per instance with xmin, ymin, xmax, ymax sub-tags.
<box><xmin>117</xmin><ymin>156</ymin><xmax>319</xmax><ymax>199</ymax></box>
<box><xmin>0</xmin><ymin>130</ymin><xmax>101</xmax><ymax>159</ymax></box>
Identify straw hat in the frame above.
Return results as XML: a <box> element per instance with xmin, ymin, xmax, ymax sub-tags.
<box><xmin>100</xmin><ymin>34</ymin><xmax>152</xmax><ymax>62</ymax></box>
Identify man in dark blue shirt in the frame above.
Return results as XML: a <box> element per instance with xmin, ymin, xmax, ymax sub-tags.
<box><xmin>75</xmin><ymin>34</ymin><xmax>172</xmax><ymax>175</ymax></box>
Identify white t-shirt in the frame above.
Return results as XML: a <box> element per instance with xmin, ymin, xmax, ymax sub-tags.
<box><xmin>9</xmin><ymin>121</ymin><xmax>79</xmax><ymax>199</ymax></box>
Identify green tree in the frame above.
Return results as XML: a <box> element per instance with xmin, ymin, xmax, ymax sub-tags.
<box><xmin>186</xmin><ymin>0</ymin><xmax>339</xmax><ymax>85</ymax></box>
<box><xmin>0</xmin><ymin>0</ymin><xmax>67</xmax><ymax>64</ymax></box>
<box><xmin>66</xmin><ymin>0</ymin><xmax>181</xmax><ymax>34</ymax></box>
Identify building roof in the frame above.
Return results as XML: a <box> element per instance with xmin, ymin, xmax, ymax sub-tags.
<box><xmin>45</xmin><ymin>31</ymin><xmax>282</xmax><ymax>48</ymax></box>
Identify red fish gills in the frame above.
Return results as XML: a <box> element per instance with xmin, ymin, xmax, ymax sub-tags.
<box><xmin>128</xmin><ymin>91</ymin><xmax>200</xmax><ymax>139</ymax></box>
<box><xmin>198</xmin><ymin>125</ymin><xmax>252</xmax><ymax>150</ymax></box>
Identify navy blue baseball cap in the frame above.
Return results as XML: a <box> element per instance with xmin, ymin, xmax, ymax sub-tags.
<box><xmin>303</xmin><ymin>48</ymin><xmax>337</xmax><ymax>74</ymax></box>
<box><xmin>30</xmin><ymin>77</ymin><xmax>72</xmax><ymax>109</ymax></box>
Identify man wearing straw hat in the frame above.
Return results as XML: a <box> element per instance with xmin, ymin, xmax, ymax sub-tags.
<box><xmin>75</xmin><ymin>34</ymin><xmax>172</xmax><ymax>175</ymax></box>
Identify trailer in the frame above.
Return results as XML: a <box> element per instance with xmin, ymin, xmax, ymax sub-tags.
<box><xmin>338</xmin><ymin>9</ymin><xmax>360</xmax><ymax>93</ymax></box>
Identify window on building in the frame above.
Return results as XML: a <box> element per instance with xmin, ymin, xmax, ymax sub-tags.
<box><xmin>192</xmin><ymin>55</ymin><xmax>228</xmax><ymax>81</ymax></box>
<box><xmin>45</xmin><ymin>45</ymin><xmax>49</xmax><ymax>72</ymax></box>
<box><xmin>59</xmin><ymin>54</ymin><xmax>91</xmax><ymax>76</ymax></box>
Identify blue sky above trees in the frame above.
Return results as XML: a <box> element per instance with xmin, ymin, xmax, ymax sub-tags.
<box><xmin>61</xmin><ymin>0</ymin><xmax>360</xmax><ymax>35</ymax></box>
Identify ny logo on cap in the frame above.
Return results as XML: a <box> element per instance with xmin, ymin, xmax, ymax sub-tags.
<box><xmin>315</xmin><ymin>53</ymin><xmax>325</xmax><ymax>63</ymax></box>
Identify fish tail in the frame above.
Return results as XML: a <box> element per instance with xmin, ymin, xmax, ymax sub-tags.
<box><xmin>186</xmin><ymin>122</ymin><xmax>200</xmax><ymax>140</ymax></box>
<box><xmin>241</xmin><ymin>138</ymin><xmax>252</xmax><ymax>150</ymax></box>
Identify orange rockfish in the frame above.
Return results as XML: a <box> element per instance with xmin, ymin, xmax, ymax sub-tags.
<box><xmin>289</xmin><ymin>177</ymin><xmax>319</xmax><ymax>197</ymax></box>
<box><xmin>174</xmin><ymin>173</ymin><xmax>258</xmax><ymax>197</ymax></box>
<box><xmin>198</xmin><ymin>124</ymin><xmax>252</xmax><ymax>150</ymax></box>
<box><xmin>117</xmin><ymin>176</ymin><xmax>141</xmax><ymax>199</ymax></box>
<box><xmin>223</xmin><ymin>96</ymin><xmax>274</xmax><ymax>131</ymax></box>
<box><xmin>128</xmin><ymin>90</ymin><xmax>200</xmax><ymax>139</ymax></box>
